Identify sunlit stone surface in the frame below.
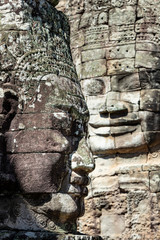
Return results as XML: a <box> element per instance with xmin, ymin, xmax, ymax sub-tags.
<box><xmin>57</xmin><ymin>0</ymin><xmax>160</xmax><ymax>239</ymax></box>
<box><xmin>0</xmin><ymin>0</ymin><xmax>95</xmax><ymax>238</ymax></box>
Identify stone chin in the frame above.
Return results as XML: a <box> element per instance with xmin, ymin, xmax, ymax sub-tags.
<box><xmin>38</xmin><ymin>193</ymin><xmax>84</xmax><ymax>223</ymax></box>
<box><xmin>89</xmin><ymin>133</ymin><xmax>145</xmax><ymax>155</ymax></box>
<box><xmin>89</xmin><ymin>128</ymin><xmax>160</xmax><ymax>155</ymax></box>
<box><xmin>30</xmin><ymin>193</ymin><xmax>85</xmax><ymax>233</ymax></box>
<box><xmin>0</xmin><ymin>193</ymin><xmax>82</xmax><ymax>233</ymax></box>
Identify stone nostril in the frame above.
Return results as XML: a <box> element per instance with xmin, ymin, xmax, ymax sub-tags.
<box><xmin>99</xmin><ymin>109</ymin><xmax>108</xmax><ymax>114</ymax></box>
<box><xmin>99</xmin><ymin>105</ymin><xmax>108</xmax><ymax>114</ymax></box>
<box><xmin>106</xmin><ymin>103</ymin><xmax>128</xmax><ymax>114</ymax></box>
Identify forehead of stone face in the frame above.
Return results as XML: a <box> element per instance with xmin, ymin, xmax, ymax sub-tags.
<box><xmin>17</xmin><ymin>74</ymin><xmax>89</xmax><ymax>121</ymax></box>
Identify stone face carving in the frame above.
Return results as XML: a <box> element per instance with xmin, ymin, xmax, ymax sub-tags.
<box><xmin>57</xmin><ymin>0</ymin><xmax>160</xmax><ymax>239</ymax></box>
<box><xmin>59</xmin><ymin>1</ymin><xmax>160</xmax><ymax>155</ymax></box>
<box><xmin>0</xmin><ymin>0</ymin><xmax>94</xmax><ymax>235</ymax></box>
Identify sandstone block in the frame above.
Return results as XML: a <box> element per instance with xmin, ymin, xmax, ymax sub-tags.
<box><xmin>101</xmin><ymin>211</ymin><xmax>125</xmax><ymax>237</ymax></box>
<box><xmin>8</xmin><ymin>153</ymin><xmax>66</xmax><ymax>193</ymax></box>
<box><xmin>81</xmin><ymin>78</ymin><xmax>106</xmax><ymax>96</ymax></box>
<box><xmin>89</xmin><ymin>176</ymin><xmax>119</xmax><ymax>197</ymax></box>
<box><xmin>119</xmin><ymin>171</ymin><xmax>149</xmax><ymax>191</ymax></box>
<box><xmin>109</xmin><ymin>6</ymin><xmax>136</xmax><ymax>26</ymax></box>
<box><xmin>120</xmin><ymin>91</ymin><xmax>140</xmax><ymax>105</ymax></box>
<box><xmin>89</xmin><ymin>135</ymin><xmax>115</xmax><ymax>155</ymax></box>
<box><xmin>143</xmin><ymin>131</ymin><xmax>160</xmax><ymax>148</ymax></box>
<box><xmin>139</xmin><ymin>69</ymin><xmax>160</xmax><ymax>89</ymax></box>
<box><xmin>116</xmin><ymin>153</ymin><xmax>147</xmax><ymax>167</ymax></box>
<box><xmin>140</xmin><ymin>90</ymin><xmax>160</xmax><ymax>112</ymax></box>
<box><xmin>135</xmin><ymin>51</ymin><xmax>160</xmax><ymax>69</ymax></box>
<box><xmin>110</xmin><ymin>25</ymin><xmax>136</xmax><ymax>41</ymax></box>
<box><xmin>79</xmin><ymin>12</ymin><xmax>92</xmax><ymax>29</ymax></box>
<box><xmin>90</xmin><ymin>156</ymin><xmax>117</xmax><ymax>178</ymax></box>
<box><xmin>82</xmin><ymin>49</ymin><xmax>106</xmax><ymax>62</ymax></box>
<box><xmin>107</xmin><ymin>58</ymin><xmax>135</xmax><ymax>75</ymax></box>
<box><xmin>89</xmin><ymin>114</ymin><xmax>110</xmax><ymax>128</ymax></box>
<box><xmin>115</xmin><ymin>130</ymin><xmax>146</xmax><ymax>153</ymax></box>
<box><xmin>86</xmin><ymin>95</ymin><xmax>106</xmax><ymax>115</ymax></box>
<box><xmin>150</xmin><ymin>171</ymin><xmax>160</xmax><ymax>193</ymax></box>
<box><xmin>5</xmin><ymin>130</ymin><xmax>70</xmax><ymax>153</ymax></box>
<box><xmin>106</xmin><ymin>44</ymin><xmax>135</xmax><ymax>59</ymax></box>
<box><xmin>81</xmin><ymin>59</ymin><xmax>106</xmax><ymax>79</ymax></box>
<box><xmin>139</xmin><ymin>111</ymin><xmax>160</xmax><ymax>132</ymax></box>
<box><xmin>70</xmin><ymin>31</ymin><xmax>85</xmax><ymax>48</ymax></box>
<box><xmin>136</xmin><ymin>42</ymin><xmax>160</xmax><ymax>52</ymax></box>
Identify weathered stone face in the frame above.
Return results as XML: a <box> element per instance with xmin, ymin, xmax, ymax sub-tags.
<box><xmin>58</xmin><ymin>0</ymin><xmax>160</xmax><ymax>155</ymax></box>
<box><xmin>0</xmin><ymin>0</ymin><xmax>94</xmax><ymax>234</ymax></box>
<box><xmin>57</xmin><ymin>0</ymin><xmax>160</xmax><ymax>239</ymax></box>
<box><xmin>82</xmin><ymin>26</ymin><xmax>160</xmax><ymax>155</ymax></box>
<box><xmin>88</xmin><ymin>78</ymin><xmax>160</xmax><ymax>155</ymax></box>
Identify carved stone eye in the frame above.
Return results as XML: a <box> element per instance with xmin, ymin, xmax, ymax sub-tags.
<box><xmin>81</xmin><ymin>79</ymin><xmax>105</xmax><ymax>96</ymax></box>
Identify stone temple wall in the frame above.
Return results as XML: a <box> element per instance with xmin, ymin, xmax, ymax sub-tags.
<box><xmin>57</xmin><ymin>1</ymin><xmax>160</xmax><ymax>239</ymax></box>
<box><xmin>0</xmin><ymin>1</ymin><xmax>97</xmax><ymax>239</ymax></box>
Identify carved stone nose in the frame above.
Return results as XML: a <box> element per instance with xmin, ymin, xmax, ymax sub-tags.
<box><xmin>99</xmin><ymin>102</ymin><xmax>127</xmax><ymax>114</ymax></box>
<box><xmin>71</xmin><ymin>138</ymin><xmax>95</xmax><ymax>174</ymax></box>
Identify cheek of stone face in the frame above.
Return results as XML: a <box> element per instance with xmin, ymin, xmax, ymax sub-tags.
<box><xmin>140</xmin><ymin>90</ymin><xmax>160</xmax><ymax>113</ymax></box>
<box><xmin>8</xmin><ymin>152</ymin><xmax>68</xmax><ymax>193</ymax></box>
<box><xmin>5</xmin><ymin>129</ymin><xmax>70</xmax><ymax>153</ymax></box>
<box><xmin>139</xmin><ymin>111</ymin><xmax>160</xmax><ymax>148</ymax></box>
<box><xmin>139</xmin><ymin>89</ymin><xmax>160</xmax><ymax>147</ymax></box>
<box><xmin>5</xmin><ymin>127</ymin><xmax>70</xmax><ymax>193</ymax></box>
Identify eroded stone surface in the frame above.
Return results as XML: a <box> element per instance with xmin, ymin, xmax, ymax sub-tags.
<box><xmin>57</xmin><ymin>0</ymin><xmax>160</xmax><ymax>238</ymax></box>
<box><xmin>0</xmin><ymin>231</ymin><xmax>100</xmax><ymax>240</ymax></box>
<box><xmin>0</xmin><ymin>0</ymin><xmax>94</xmax><ymax>235</ymax></box>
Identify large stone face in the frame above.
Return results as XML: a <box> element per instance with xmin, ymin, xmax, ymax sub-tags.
<box><xmin>0</xmin><ymin>0</ymin><xmax>95</xmax><ymax>235</ymax></box>
<box><xmin>57</xmin><ymin>0</ymin><xmax>160</xmax><ymax>239</ymax></box>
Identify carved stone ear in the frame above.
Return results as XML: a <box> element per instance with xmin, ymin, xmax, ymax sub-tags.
<box><xmin>2</xmin><ymin>85</ymin><xmax>18</xmax><ymax>132</ymax></box>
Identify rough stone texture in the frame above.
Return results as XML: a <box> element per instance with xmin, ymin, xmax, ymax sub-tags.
<box><xmin>0</xmin><ymin>0</ymin><xmax>95</xmax><ymax>236</ymax></box>
<box><xmin>57</xmin><ymin>0</ymin><xmax>160</xmax><ymax>239</ymax></box>
<box><xmin>0</xmin><ymin>231</ymin><xmax>100</xmax><ymax>240</ymax></box>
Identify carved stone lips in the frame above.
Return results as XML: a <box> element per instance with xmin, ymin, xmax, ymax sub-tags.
<box><xmin>89</xmin><ymin>114</ymin><xmax>141</xmax><ymax>128</ymax></box>
<box><xmin>68</xmin><ymin>185</ymin><xmax>88</xmax><ymax>197</ymax></box>
<box><xmin>70</xmin><ymin>173</ymin><xmax>90</xmax><ymax>186</ymax></box>
<box><xmin>68</xmin><ymin>173</ymin><xmax>90</xmax><ymax>197</ymax></box>
<box><xmin>90</xmin><ymin>125</ymin><xmax>138</xmax><ymax>136</ymax></box>
<box><xmin>89</xmin><ymin>114</ymin><xmax>141</xmax><ymax>136</ymax></box>
<box><xmin>90</xmin><ymin>118</ymin><xmax>140</xmax><ymax>128</ymax></box>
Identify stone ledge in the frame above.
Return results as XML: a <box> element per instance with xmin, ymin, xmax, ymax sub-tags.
<box><xmin>0</xmin><ymin>231</ymin><xmax>101</xmax><ymax>240</ymax></box>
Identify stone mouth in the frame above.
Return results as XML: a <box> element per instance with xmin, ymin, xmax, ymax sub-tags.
<box><xmin>67</xmin><ymin>185</ymin><xmax>88</xmax><ymax>198</ymax></box>
<box><xmin>91</xmin><ymin>125</ymin><xmax>138</xmax><ymax>136</ymax></box>
<box><xmin>89</xmin><ymin>118</ymin><xmax>141</xmax><ymax>128</ymax></box>
<box><xmin>89</xmin><ymin>116</ymin><xmax>141</xmax><ymax>136</ymax></box>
